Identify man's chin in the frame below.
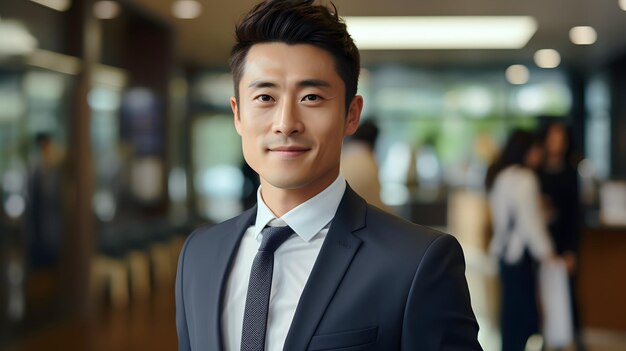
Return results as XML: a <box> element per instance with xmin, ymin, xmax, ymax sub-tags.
<box><xmin>265</xmin><ymin>178</ymin><xmax>307</xmax><ymax>191</ymax></box>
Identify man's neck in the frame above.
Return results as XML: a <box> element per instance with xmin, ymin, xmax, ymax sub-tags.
<box><xmin>259</xmin><ymin>175</ymin><xmax>339</xmax><ymax>217</ymax></box>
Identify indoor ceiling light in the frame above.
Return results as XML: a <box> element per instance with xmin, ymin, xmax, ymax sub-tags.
<box><xmin>620</xmin><ymin>0</ymin><xmax>626</xmax><ymax>11</ymax></box>
<box><xmin>534</xmin><ymin>49</ymin><xmax>561</xmax><ymax>68</ymax></box>
<box><xmin>343</xmin><ymin>16</ymin><xmax>537</xmax><ymax>50</ymax></box>
<box><xmin>26</xmin><ymin>49</ymin><xmax>81</xmax><ymax>75</ymax></box>
<box><xmin>29</xmin><ymin>0</ymin><xmax>71</xmax><ymax>12</ymax></box>
<box><xmin>569</xmin><ymin>26</ymin><xmax>597</xmax><ymax>45</ymax></box>
<box><xmin>172</xmin><ymin>0</ymin><xmax>202</xmax><ymax>19</ymax></box>
<box><xmin>93</xmin><ymin>1</ymin><xmax>120</xmax><ymax>20</ymax></box>
<box><xmin>506</xmin><ymin>64</ymin><xmax>529</xmax><ymax>85</ymax></box>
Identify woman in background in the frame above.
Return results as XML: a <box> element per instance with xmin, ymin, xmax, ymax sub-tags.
<box><xmin>486</xmin><ymin>129</ymin><xmax>555</xmax><ymax>351</ymax></box>
<box><xmin>538</xmin><ymin>121</ymin><xmax>584</xmax><ymax>350</ymax></box>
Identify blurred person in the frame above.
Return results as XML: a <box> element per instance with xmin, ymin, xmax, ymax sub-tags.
<box><xmin>26</xmin><ymin>132</ymin><xmax>64</xmax><ymax>268</ymax></box>
<box><xmin>415</xmin><ymin>135</ymin><xmax>442</xmax><ymax>192</ymax></box>
<box><xmin>340</xmin><ymin>119</ymin><xmax>389</xmax><ymax>211</ymax></box>
<box><xmin>175</xmin><ymin>1</ymin><xmax>481</xmax><ymax>350</ymax></box>
<box><xmin>538</xmin><ymin>120</ymin><xmax>584</xmax><ymax>351</ymax></box>
<box><xmin>485</xmin><ymin>129</ymin><xmax>555</xmax><ymax>351</ymax></box>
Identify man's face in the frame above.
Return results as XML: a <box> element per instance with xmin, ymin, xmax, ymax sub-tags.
<box><xmin>231</xmin><ymin>43</ymin><xmax>362</xmax><ymax>198</ymax></box>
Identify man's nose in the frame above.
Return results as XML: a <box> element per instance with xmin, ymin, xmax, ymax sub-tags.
<box><xmin>273</xmin><ymin>99</ymin><xmax>303</xmax><ymax>136</ymax></box>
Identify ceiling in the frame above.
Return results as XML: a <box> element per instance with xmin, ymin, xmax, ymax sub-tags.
<box><xmin>129</xmin><ymin>0</ymin><xmax>626</xmax><ymax>70</ymax></box>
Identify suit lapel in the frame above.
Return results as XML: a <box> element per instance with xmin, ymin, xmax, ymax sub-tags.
<box><xmin>283</xmin><ymin>187</ymin><xmax>367</xmax><ymax>351</ymax></box>
<box><xmin>208</xmin><ymin>206</ymin><xmax>256</xmax><ymax>350</ymax></box>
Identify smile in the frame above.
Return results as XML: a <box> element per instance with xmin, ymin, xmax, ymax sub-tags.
<box><xmin>268</xmin><ymin>146</ymin><xmax>311</xmax><ymax>157</ymax></box>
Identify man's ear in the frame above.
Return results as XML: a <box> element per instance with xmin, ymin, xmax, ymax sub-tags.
<box><xmin>231</xmin><ymin>96</ymin><xmax>242</xmax><ymax>136</ymax></box>
<box><xmin>344</xmin><ymin>95</ymin><xmax>363</xmax><ymax>136</ymax></box>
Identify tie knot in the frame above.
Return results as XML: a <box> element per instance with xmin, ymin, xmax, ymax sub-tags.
<box><xmin>259</xmin><ymin>225</ymin><xmax>294</xmax><ymax>253</ymax></box>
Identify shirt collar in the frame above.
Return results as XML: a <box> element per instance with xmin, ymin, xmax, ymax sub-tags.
<box><xmin>253</xmin><ymin>175</ymin><xmax>346</xmax><ymax>242</ymax></box>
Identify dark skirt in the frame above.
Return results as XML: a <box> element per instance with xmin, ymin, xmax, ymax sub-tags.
<box><xmin>499</xmin><ymin>251</ymin><xmax>540</xmax><ymax>351</ymax></box>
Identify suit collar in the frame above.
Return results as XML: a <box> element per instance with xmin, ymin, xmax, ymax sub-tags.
<box><xmin>283</xmin><ymin>186</ymin><xmax>367</xmax><ymax>350</ymax></box>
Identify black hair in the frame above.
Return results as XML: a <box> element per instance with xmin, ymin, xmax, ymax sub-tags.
<box><xmin>485</xmin><ymin>129</ymin><xmax>540</xmax><ymax>190</ymax></box>
<box><xmin>229</xmin><ymin>0</ymin><xmax>360</xmax><ymax>112</ymax></box>
<box><xmin>351</xmin><ymin>120</ymin><xmax>379</xmax><ymax>147</ymax></box>
<box><xmin>537</xmin><ymin>116</ymin><xmax>578</xmax><ymax>166</ymax></box>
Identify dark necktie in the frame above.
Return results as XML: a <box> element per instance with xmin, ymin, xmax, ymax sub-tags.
<box><xmin>240</xmin><ymin>225</ymin><xmax>294</xmax><ymax>351</ymax></box>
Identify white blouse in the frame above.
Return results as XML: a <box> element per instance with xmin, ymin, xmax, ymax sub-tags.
<box><xmin>488</xmin><ymin>165</ymin><xmax>554</xmax><ymax>264</ymax></box>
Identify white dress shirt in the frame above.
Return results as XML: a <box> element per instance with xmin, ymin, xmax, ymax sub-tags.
<box><xmin>488</xmin><ymin>165</ymin><xmax>554</xmax><ymax>264</ymax></box>
<box><xmin>221</xmin><ymin>175</ymin><xmax>346</xmax><ymax>351</ymax></box>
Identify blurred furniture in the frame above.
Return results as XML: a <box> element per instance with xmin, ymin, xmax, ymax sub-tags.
<box><xmin>90</xmin><ymin>255</ymin><xmax>130</xmax><ymax>309</ymax></box>
<box><xmin>90</xmin><ymin>220</ymin><xmax>193</xmax><ymax>309</ymax></box>
<box><xmin>578</xmin><ymin>225</ymin><xmax>626</xmax><ymax>331</ymax></box>
<box><xmin>91</xmin><ymin>222</ymin><xmax>154</xmax><ymax>308</ymax></box>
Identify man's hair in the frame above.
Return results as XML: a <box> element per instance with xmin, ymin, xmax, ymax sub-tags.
<box><xmin>229</xmin><ymin>0</ymin><xmax>360</xmax><ymax>112</ymax></box>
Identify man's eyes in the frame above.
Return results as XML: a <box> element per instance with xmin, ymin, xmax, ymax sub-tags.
<box><xmin>301</xmin><ymin>94</ymin><xmax>322</xmax><ymax>102</ymax></box>
<box><xmin>255</xmin><ymin>94</ymin><xmax>274</xmax><ymax>102</ymax></box>
<box><xmin>253</xmin><ymin>94</ymin><xmax>323</xmax><ymax>103</ymax></box>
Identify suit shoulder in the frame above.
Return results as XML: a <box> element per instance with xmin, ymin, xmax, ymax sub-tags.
<box><xmin>360</xmin><ymin>204</ymin><xmax>464</xmax><ymax>263</ymax></box>
<box><xmin>365</xmin><ymin>204</ymin><xmax>447</xmax><ymax>243</ymax></box>
<box><xmin>183</xmin><ymin>209</ymin><xmax>253</xmax><ymax>247</ymax></box>
<box><xmin>355</xmin><ymin>205</ymin><xmax>465</xmax><ymax>285</ymax></box>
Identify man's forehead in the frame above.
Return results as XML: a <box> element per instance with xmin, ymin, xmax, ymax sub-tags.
<box><xmin>240</xmin><ymin>43</ymin><xmax>339</xmax><ymax>84</ymax></box>
<box><xmin>247</xmin><ymin>78</ymin><xmax>332</xmax><ymax>89</ymax></box>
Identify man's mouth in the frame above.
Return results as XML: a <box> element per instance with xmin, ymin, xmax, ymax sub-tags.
<box><xmin>268</xmin><ymin>146</ymin><xmax>311</xmax><ymax>157</ymax></box>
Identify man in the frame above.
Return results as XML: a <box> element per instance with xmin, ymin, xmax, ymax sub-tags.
<box><xmin>340</xmin><ymin>120</ymin><xmax>388</xmax><ymax>211</ymax></box>
<box><xmin>175</xmin><ymin>1</ymin><xmax>481</xmax><ymax>350</ymax></box>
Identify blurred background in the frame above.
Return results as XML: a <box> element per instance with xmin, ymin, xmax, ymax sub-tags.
<box><xmin>1</xmin><ymin>0</ymin><xmax>626</xmax><ymax>350</ymax></box>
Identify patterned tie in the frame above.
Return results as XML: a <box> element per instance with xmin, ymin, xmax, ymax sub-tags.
<box><xmin>240</xmin><ymin>225</ymin><xmax>294</xmax><ymax>351</ymax></box>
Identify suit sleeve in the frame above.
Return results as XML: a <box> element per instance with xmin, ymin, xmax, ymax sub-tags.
<box><xmin>176</xmin><ymin>234</ymin><xmax>192</xmax><ymax>351</ymax></box>
<box><xmin>401</xmin><ymin>234</ymin><xmax>482</xmax><ymax>350</ymax></box>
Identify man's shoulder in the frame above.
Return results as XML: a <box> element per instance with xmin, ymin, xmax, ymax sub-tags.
<box><xmin>183</xmin><ymin>208</ymin><xmax>254</xmax><ymax>247</ymax></box>
<box><xmin>361</xmin><ymin>204</ymin><xmax>452</xmax><ymax>252</ymax></box>
<box><xmin>353</xmin><ymin>204</ymin><xmax>464</xmax><ymax>281</ymax></box>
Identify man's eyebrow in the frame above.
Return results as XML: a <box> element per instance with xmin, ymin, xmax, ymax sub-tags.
<box><xmin>247</xmin><ymin>79</ymin><xmax>331</xmax><ymax>89</ymax></box>
<box><xmin>248</xmin><ymin>80</ymin><xmax>277</xmax><ymax>89</ymax></box>
<box><xmin>298</xmin><ymin>79</ymin><xmax>331</xmax><ymax>88</ymax></box>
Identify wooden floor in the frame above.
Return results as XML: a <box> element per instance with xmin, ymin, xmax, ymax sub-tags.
<box><xmin>6</xmin><ymin>293</ymin><xmax>626</xmax><ymax>351</ymax></box>
<box><xmin>4</xmin><ymin>268</ymin><xmax>626</xmax><ymax>351</ymax></box>
<box><xmin>4</xmin><ymin>289</ymin><xmax>178</xmax><ymax>351</ymax></box>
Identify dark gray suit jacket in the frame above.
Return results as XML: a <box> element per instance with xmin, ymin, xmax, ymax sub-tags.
<box><xmin>176</xmin><ymin>187</ymin><xmax>481</xmax><ymax>350</ymax></box>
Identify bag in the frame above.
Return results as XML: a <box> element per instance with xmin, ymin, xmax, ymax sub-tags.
<box><xmin>538</xmin><ymin>259</ymin><xmax>573</xmax><ymax>348</ymax></box>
